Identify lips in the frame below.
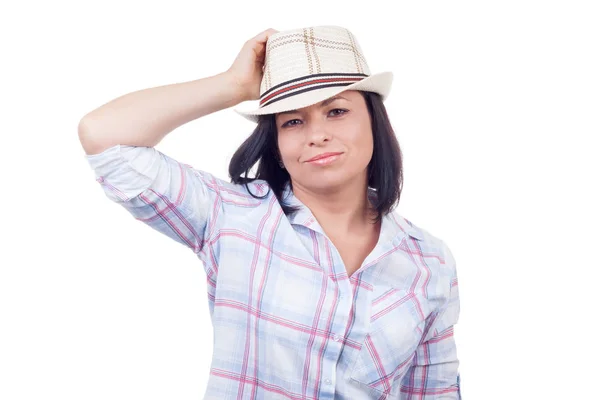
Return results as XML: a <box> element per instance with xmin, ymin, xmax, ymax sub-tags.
<box><xmin>305</xmin><ymin>152</ymin><xmax>343</xmax><ymax>162</ymax></box>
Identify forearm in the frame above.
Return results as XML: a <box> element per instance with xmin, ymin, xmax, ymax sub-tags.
<box><xmin>78</xmin><ymin>71</ymin><xmax>244</xmax><ymax>154</ymax></box>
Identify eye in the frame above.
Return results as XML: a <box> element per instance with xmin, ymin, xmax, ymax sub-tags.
<box><xmin>280</xmin><ymin>109</ymin><xmax>348</xmax><ymax>128</ymax></box>
<box><xmin>281</xmin><ymin>118</ymin><xmax>302</xmax><ymax>128</ymax></box>
<box><xmin>329</xmin><ymin>108</ymin><xmax>348</xmax><ymax>117</ymax></box>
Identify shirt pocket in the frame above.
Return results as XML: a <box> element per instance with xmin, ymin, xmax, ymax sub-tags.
<box><xmin>349</xmin><ymin>287</ymin><xmax>429</xmax><ymax>396</ymax></box>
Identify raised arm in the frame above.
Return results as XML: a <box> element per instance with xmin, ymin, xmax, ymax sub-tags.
<box><xmin>78</xmin><ymin>28</ymin><xmax>278</xmax><ymax>155</ymax></box>
<box><xmin>78</xmin><ymin>29</ymin><xmax>278</xmax><ymax>281</ymax></box>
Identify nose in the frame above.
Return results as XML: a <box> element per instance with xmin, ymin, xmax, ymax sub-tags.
<box><xmin>307</xmin><ymin>121</ymin><xmax>331</xmax><ymax>146</ymax></box>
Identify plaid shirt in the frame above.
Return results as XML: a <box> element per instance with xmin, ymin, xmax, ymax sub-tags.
<box><xmin>85</xmin><ymin>144</ymin><xmax>461</xmax><ymax>399</ymax></box>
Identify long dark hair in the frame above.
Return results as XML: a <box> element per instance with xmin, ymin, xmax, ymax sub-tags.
<box><xmin>228</xmin><ymin>91</ymin><xmax>403</xmax><ymax>223</ymax></box>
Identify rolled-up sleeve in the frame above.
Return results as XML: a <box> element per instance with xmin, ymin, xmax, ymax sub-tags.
<box><xmin>400</xmin><ymin>240</ymin><xmax>461</xmax><ymax>399</ymax></box>
<box><xmin>84</xmin><ymin>144</ymin><xmax>223</xmax><ymax>277</ymax></box>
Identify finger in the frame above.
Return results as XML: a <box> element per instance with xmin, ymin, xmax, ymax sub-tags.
<box><xmin>254</xmin><ymin>28</ymin><xmax>278</xmax><ymax>43</ymax></box>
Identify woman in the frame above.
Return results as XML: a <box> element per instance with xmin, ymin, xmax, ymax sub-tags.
<box><xmin>79</xmin><ymin>25</ymin><xmax>461</xmax><ymax>399</ymax></box>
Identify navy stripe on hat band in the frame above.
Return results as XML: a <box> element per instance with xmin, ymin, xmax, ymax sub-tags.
<box><xmin>260</xmin><ymin>72</ymin><xmax>369</xmax><ymax>100</ymax></box>
<box><xmin>260</xmin><ymin>82</ymin><xmax>359</xmax><ymax>109</ymax></box>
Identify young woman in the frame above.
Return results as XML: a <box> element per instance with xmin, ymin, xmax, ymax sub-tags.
<box><xmin>79</xmin><ymin>25</ymin><xmax>461</xmax><ymax>400</ymax></box>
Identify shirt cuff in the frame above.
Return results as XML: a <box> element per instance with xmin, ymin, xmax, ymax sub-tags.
<box><xmin>85</xmin><ymin>144</ymin><xmax>162</xmax><ymax>202</ymax></box>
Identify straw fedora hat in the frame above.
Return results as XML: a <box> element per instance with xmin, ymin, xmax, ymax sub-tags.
<box><xmin>234</xmin><ymin>25</ymin><xmax>393</xmax><ymax>123</ymax></box>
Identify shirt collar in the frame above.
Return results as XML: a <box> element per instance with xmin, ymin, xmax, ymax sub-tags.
<box><xmin>281</xmin><ymin>182</ymin><xmax>322</xmax><ymax>232</ymax></box>
<box><xmin>280</xmin><ymin>182</ymin><xmax>424</xmax><ymax>243</ymax></box>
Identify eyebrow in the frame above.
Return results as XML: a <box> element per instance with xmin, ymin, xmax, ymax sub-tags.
<box><xmin>277</xmin><ymin>95</ymin><xmax>348</xmax><ymax>116</ymax></box>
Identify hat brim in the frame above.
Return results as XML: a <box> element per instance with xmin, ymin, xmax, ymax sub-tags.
<box><xmin>233</xmin><ymin>71</ymin><xmax>393</xmax><ymax>123</ymax></box>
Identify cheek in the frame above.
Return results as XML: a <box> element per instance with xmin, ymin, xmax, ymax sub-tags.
<box><xmin>347</xmin><ymin>127</ymin><xmax>373</xmax><ymax>156</ymax></box>
<box><xmin>277</xmin><ymin>135</ymin><xmax>300</xmax><ymax>161</ymax></box>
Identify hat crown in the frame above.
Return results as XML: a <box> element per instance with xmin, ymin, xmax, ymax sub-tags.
<box><xmin>234</xmin><ymin>25</ymin><xmax>393</xmax><ymax>122</ymax></box>
<box><xmin>260</xmin><ymin>26</ymin><xmax>372</xmax><ymax>97</ymax></box>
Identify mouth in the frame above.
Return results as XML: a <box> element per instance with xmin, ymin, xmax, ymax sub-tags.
<box><xmin>304</xmin><ymin>152</ymin><xmax>344</xmax><ymax>166</ymax></box>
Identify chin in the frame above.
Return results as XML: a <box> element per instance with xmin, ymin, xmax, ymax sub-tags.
<box><xmin>295</xmin><ymin>172</ymin><xmax>354</xmax><ymax>192</ymax></box>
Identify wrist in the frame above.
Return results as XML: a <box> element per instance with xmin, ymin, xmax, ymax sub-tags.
<box><xmin>222</xmin><ymin>70</ymin><xmax>250</xmax><ymax>103</ymax></box>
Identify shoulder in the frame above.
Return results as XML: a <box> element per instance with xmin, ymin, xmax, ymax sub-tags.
<box><xmin>195</xmin><ymin>173</ymin><xmax>274</xmax><ymax>209</ymax></box>
<box><xmin>390</xmin><ymin>212</ymin><xmax>459</xmax><ymax>306</ymax></box>
<box><xmin>389</xmin><ymin>211</ymin><xmax>454</xmax><ymax>266</ymax></box>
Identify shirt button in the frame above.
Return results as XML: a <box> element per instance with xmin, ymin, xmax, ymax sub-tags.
<box><xmin>333</xmin><ymin>334</ymin><xmax>343</xmax><ymax>342</ymax></box>
<box><xmin>324</xmin><ymin>378</ymin><xmax>332</xmax><ymax>385</ymax></box>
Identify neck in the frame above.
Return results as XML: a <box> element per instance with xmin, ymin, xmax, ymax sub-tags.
<box><xmin>291</xmin><ymin>177</ymin><xmax>378</xmax><ymax>236</ymax></box>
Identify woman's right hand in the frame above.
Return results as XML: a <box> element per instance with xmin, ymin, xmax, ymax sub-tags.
<box><xmin>226</xmin><ymin>28</ymin><xmax>279</xmax><ymax>102</ymax></box>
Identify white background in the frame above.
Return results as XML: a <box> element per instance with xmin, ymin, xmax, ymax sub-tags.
<box><xmin>1</xmin><ymin>1</ymin><xmax>599</xmax><ymax>399</ymax></box>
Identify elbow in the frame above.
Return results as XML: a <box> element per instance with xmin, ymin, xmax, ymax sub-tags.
<box><xmin>78</xmin><ymin>116</ymin><xmax>113</xmax><ymax>155</ymax></box>
<box><xmin>78</xmin><ymin>117</ymin><xmax>99</xmax><ymax>155</ymax></box>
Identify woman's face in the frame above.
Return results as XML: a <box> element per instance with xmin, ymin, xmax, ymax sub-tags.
<box><xmin>275</xmin><ymin>90</ymin><xmax>373</xmax><ymax>192</ymax></box>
